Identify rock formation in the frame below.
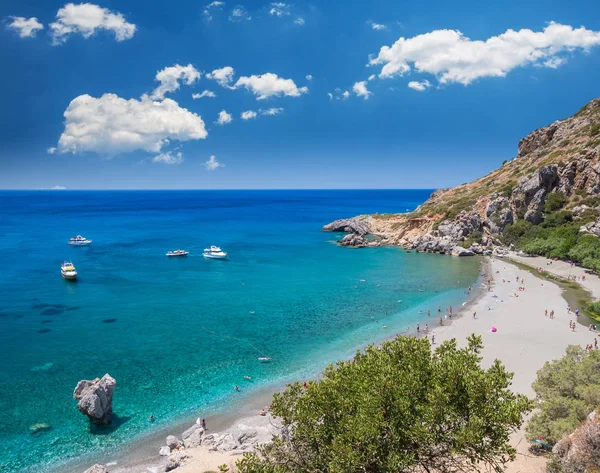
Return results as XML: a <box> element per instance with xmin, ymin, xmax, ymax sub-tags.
<box><xmin>552</xmin><ymin>408</ymin><xmax>600</xmax><ymax>472</ymax></box>
<box><xmin>82</xmin><ymin>465</ymin><xmax>107</xmax><ymax>473</ymax></box>
<box><xmin>323</xmin><ymin>98</ymin><xmax>600</xmax><ymax>254</ymax></box>
<box><xmin>73</xmin><ymin>374</ymin><xmax>116</xmax><ymax>425</ymax></box>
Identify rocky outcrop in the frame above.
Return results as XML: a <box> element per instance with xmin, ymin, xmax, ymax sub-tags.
<box><xmin>73</xmin><ymin>374</ymin><xmax>116</xmax><ymax>425</ymax></box>
<box><xmin>166</xmin><ymin>435</ymin><xmax>182</xmax><ymax>450</ymax></box>
<box><xmin>451</xmin><ymin>246</ymin><xmax>475</xmax><ymax>257</ymax></box>
<box><xmin>322</xmin><ymin>217</ymin><xmax>371</xmax><ymax>236</ymax></box>
<box><xmin>338</xmin><ymin>233</ymin><xmax>369</xmax><ymax>248</ymax></box>
<box><xmin>518</xmin><ymin>122</ymin><xmax>558</xmax><ymax>157</ymax></box>
<box><xmin>552</xmin><ymin>408</ymin><xmax>600</xmax><ymax>472</ymax></box>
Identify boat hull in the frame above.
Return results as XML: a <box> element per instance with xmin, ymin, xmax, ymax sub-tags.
<box><xmin>167</xmin><ymin>253</ymin><xmax>188</xmax><ymax>257</ymax></box>
<box><xmin>203</xmin><ymin>254</ymin><xmax>228</xmax><ymax>260</ymax></box>
<box><xmin>68</xmin><ymin>241</ymin><xmax>92</xmax><ymax>246</ymax></box>
<box><xmin>61</xmin><ymin>271</ymin><xmax>77</xmax><ymax>280</ymax></box>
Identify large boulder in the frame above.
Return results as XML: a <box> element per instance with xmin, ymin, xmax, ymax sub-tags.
<box><xmin>517</xmin><ymin>122</ymin><xmax>558</xmax><ymax>157</ymax></box>
<box><xmin>437</xmin><ymin>211</ymin><xmax>482</xmax><ymax>241</ymax></box>
<box><xmin>451</xmin><ymin>246</ymin><xmax>475</xmax><ymax>257</ymax></box>
<box><xmin>524</xmin><ymin>189</ymin><xmax>546</xmax><ymax>224</ymax></box>
<box><xmin>166</xmin><ymin>435</ymin><xmax>181</xmax><ymax>450</ymax></box>
<box><xmin>73</xmin><ymin>374</ymin><xmax>116</xmax><ymax>425</ymax></box>
<box><xmin>338</xmin><ymin>233</ymin><xmax>368</xmax><ymax>248</ymax></box>
<box><xmin>322</xmin><ymin>217</ymin><xmax>371</xmax><ymax>236</ymax></box>
<box><xmin>183</xmin><ymin>426</ymin><xmax>204</xmax><ymax>449</ymax></box>
<box><xmin>485</xmin><ymin>197</ymin><xmax>514</xmax><ymax>233</ymax></box>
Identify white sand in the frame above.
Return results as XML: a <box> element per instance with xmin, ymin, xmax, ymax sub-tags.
<box><xmin>107</xmin><ymin>257</ymin><xmax>600</xmax><ymax>473</ymax></box>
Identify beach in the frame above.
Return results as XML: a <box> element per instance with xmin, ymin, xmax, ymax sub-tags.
<box><xmin>100</xmin><ymin>255</ymin><xmax>599</xmax><ymax>473</ymax></box>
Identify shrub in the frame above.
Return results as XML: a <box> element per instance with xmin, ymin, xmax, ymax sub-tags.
<box><xmin>545</xmin><ymin>192</ymin><xmax>567</xmax><ymax>213</ymax></box>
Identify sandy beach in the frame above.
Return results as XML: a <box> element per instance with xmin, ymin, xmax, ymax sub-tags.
<box><xmin>94</xmin><ymin>256</ymin><xmax>599</xmax><ymax>473</ymax></box>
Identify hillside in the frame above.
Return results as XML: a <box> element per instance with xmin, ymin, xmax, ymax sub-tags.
<box><xmin>324</xmin><ymin>97</ymin><xmax>600</xmax><ymax>263</ymax></box>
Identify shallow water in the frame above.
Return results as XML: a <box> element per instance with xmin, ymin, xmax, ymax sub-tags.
<box><xmin>0</xmin><ymin>190</ymin><xmax>480</xmax><ymax>472</ymax></box>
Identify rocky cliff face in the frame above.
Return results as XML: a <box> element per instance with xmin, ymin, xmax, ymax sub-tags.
<box><xmin>323</xmin><ymin>98</ymin><xmax>600</xmax><ymax>255</ymax></box>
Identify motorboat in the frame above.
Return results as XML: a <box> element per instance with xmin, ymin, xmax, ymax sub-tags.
<box><xmin>203</xmin><ymin>245</ymin><xmax>228</xmax><ymax>260</ymax></box>
<box><xmin>166</xmin><ymin>249</ymin><xmax>189</xmax><ymax>257</ymax></box>
<box><xmin>61</xmin><ymin>261</ymin><xmax>77</xmax><ymax>280</ymax></box>
<box><xmin>68</xmin><ymin>235</ymin><xmax>92</xmax><ymax>246</ymax></box>
<box><xmin>258</xmin><ymin>357</ymin><xmax>272</xmax><ymax>363</ymax></box>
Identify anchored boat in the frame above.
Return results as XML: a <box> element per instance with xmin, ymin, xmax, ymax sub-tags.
<box><xmin>166</xmin><ymin>249</ymin><xmax>189</xmax><ymax>257</ymax></box>
<box><xmin>68</xmin><ymin>235</ymin><xmax>92</xmax><ymax>246</ymax></box>
<box><xmin>203</xmin><ymin>246</ymin><xmax>228</xmax><ymax>260</ymax></box>
<box><xmin>61</xmin><ymin>261</ymin><xmax>77</xmax><ymax>280</ymax></box>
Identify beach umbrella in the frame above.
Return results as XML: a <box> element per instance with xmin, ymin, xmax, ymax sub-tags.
<box><xmin>491</xmin><ymin>326</ymin><xmax>497</xmax><ymax>332</ymax></box>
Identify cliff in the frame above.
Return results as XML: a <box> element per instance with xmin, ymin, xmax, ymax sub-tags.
<box><xmin>324</xmin><ymin>97</ymin><xmax>600</xmax><ymax>256</ymax></box>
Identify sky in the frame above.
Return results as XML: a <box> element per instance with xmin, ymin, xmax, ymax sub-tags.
<box><xmin>1</xmin><ymin>0</ymin><xmax>599</xmax><ymax>190</ymax></box>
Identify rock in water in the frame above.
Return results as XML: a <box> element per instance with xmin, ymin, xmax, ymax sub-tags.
<box><xmin>82</xmin><ymin>465</ymin><xmax>107</xmax><ymax>473</ymax></box>
<box><xmin>29</xmin><ymin>423</ymin><xmax>52</xmax><ymax>434</ymax></box>
<box><xmin>73</xmin><ymin>374</ymin><xmax>116</xmax><ymax>425</ymax></box>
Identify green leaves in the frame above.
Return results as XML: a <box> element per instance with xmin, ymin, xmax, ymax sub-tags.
<box><xmin>237</xmin><ymin>335</ymin><xmax>531</xmax><ymax>473</ymax></box>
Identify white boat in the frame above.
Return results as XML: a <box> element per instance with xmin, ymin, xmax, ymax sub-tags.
<box><xmin>258</xmin><ymin>357</ymin><xmax>272</xmax><ymax>363</ymax></box>
<box><xmin>68</xmin><ymin>235</ymin><xmax>92</xmax><ymax>246</ymax></box>
<box><xmin>61</xmin><ymin>261</ymin><xmax>77</xmax><ymax>280</ymax></box>
<box><xmin>203</xmin><ymin>245</ymin><xmax>228</xmax><ymax>260</ymax></box>
<box><xmin>166</xmin><ymin>249</ymin><xmax>189</xmax><ymax>257</ymax></box>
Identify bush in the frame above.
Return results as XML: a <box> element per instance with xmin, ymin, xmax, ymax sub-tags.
<box><xmin>545</xmin><ymin>192</ymin><xmax>567</xmax><ymax>213</ymax></box>
<box><xmin>526</xmin><ymin>346</ymin><xmax>600</xmax><ymax>444</ymax></box>
<box><xmin>237</xmin><ymin>336</ymin><xmax>531</xmax><ymax>473</ymax></box>
<box><xmin>459</xmin><ymin>231</ymin><xmax>483</xmax><ymax>248</ymax></box>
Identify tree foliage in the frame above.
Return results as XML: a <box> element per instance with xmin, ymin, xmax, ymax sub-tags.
<box><xmin>237</xmin><ymin>335</ymin><xmax>531</xmax><ymax>473</ymax></box>
<box><xmin>527</xmin><ymin>346</ymin><xmax>600</xmax><ymax>444</ymax></box>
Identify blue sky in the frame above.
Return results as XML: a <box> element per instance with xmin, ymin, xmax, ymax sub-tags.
<box><xmin>1</xmin><ymin>0</ymin><xmax>599</xmax><ymax>190</ymax></box>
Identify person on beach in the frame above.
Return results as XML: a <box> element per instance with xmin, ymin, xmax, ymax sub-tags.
<box><xmin>416</xmin><ymin>324</ymin><xmax>420</xmax><ymax>333</ymax></box>
<box><xmin>431</xmin><ymin>335</ymin><xmax>435</xmax><ymax>344</ymax></box>
<box><xmin>425</xmin><ymin>324</ymin><xmax>429</xmax><ymax>333</ymax></box>
<box><xmin>202</xmin><ymin>418</ymin><xmax>207</xmax><ymax>430</ymax></box>
<box><xmin>575</xmin><ymin>308</ymin><xmax>580</xmax><ymax>317</ymax></box>
<box><xmin>545</xmin><ymin>309</ymin><xmax>548</xmax><ymax>317</ymax></box>
<box><xmin>473</xmin><ymin>311</ymin><xmax>476</xmax><ymax>319</ymax></box>
<box><xmin>427</xmin><ymin>310</ymin><xmax>430</xmax><ymax>317</ymax></box>
<box><xmin>437</xmin><ymin>306</ymin><xmax>441</xmax><ymax>312</ymax></box>
<box><xmin>259</xmin><ymin>408</ymin><xmax>266</xmax><ymax>416</ymax></box>
<box><xmin>439</xmin><ymin>317</ymin><xmax>443</xmax><ymax>326</ymax></box>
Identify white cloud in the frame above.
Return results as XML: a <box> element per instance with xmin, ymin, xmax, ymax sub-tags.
<box><xmin>241</xmin><ymin>110</ymin><xmax>257</xmax><ymax>120</ymax></box>
<box><xmin>229</xmin><ymin>6</ymin><xmax>251</xmax><ymax>22</ymax></box>
<box><xmin>542</xmin><ymin>57</ymin><xmax>566</xmax><ymax>69</ymax></box>
<box><xmin>369</xmin><ymin>22</ymin><xmax>600</xmax><ymax>85</ymax></box>
<box><xmin>7</xmin><ymin>17</ymin><xmax>44</xmax><ymax>38</ymax></box>
<box><xmin>47</xmin><ymin>147</ymin><xmax>57</xmax><ymax>154</ymax></box>
<box><xmin>234</xmin><ymin>73</ymin><xmax>308</xmax><ymax>100</ymax></box>
<box><xmin>207</xmin><ymin>1</ymin><xmax>225</xmax><ymax>7</ymax></box>
<box><xmin>368</xmin><ymin>74</ymin><xmax>376</xmax><ymax>81</ymax></box>
<box><xmin>204</xmin><ymin>155</ymin><xmax>223</xmax><ymax>171</ymax></box>
<box><xmin>50</xmin><ymin>3</ymin><xmax>136</xmax><ymax>44</ymax></box>
<box><xmin>269</xmin><ymin>2</ymin><xmax>290</xmax><ymax>17</ymax></box>
<box><xmin>192</xmin><ymin>90</ymin><xmax>216</xmax><ymax>99</ymax></box>
<box><xmin>50</xmin><ymin>185</ymin><xmax>67</xmax><ymax>190</ymax></box>
<box><xmin>407</xmin><ymin>80</ymin><xmax>431</xmax><ymax>91</ymax></box>
<box><xmin>153</xmin><ymin>151</ymin><xmax>183</xmax><ymax>164</ymax></box>
<box><xmin>150</xmin><ymin>64</ymin><xmax>201</xmax><ymax>100</ymax></box>
<box><xmin>205</xmin><ymin>66</ymin><xmax>235</xmax><ymax>87</ymax></box>
<box><xmin>371</xmin><ymin>22</ymin><xmax>386</xmax><ymax>31</ymax></box>
<box><xmin>353</xmin><ymin>81</ymin><xmax>372</xmax><ymax>99</ymax></box>
<box><xmin>203</xmin><ymin>1</ymin><xmax>224</xmax><ymax>21</ymax></box>
<box><xmin>261</xmin><ymin>107</ymin><xmax>283</xmax><ymax>115</ymax></box>
<box><xmin>294</xmin><ymin>17</ymin><xmax>305</xmax><ymax>26</ymax></box>
<box><xmin>327</xmin><ymin>92</ymin><xmax>333</xmax><ymax>101</ymax></box>
<box><xmin>56</xmin><ymin>93</ymin><xmax>207</xmax><ymax>155</ymax></box>
<box><xmin>216</xmin><ymin>109</ymin><xmax>233</xmax><ymax>125</ymax></box>
<box><xmin>305</xmin><ymin>74</ymin><xmax>313</xmax><ymax>81</ymax></box>
<box><xmin>342</xmin><ymin>90</ymin><xmax>350</xmax><ymax>99</ymax></box>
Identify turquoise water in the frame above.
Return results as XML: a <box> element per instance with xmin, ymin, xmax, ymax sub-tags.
<box><xmin>0</xmin><ymin>190</ymin><xmax>481</xmax><ymax>472</ymax></box>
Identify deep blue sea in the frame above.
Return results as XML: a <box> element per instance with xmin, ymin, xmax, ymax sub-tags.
<box><xmin>0</xmin><ymin>190</ymin><xmax>481</xmax><ymax>473</ymax></box>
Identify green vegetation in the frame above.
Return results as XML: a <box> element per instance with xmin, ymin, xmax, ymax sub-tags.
<box><xmin>526</xmin><ymin>346</ymin><xmax>600</xmax><ymax>444</ymax></box>
<box><xmin>459</xmin><ymin>231</ymin><xmax>483</xmax><ymax>248</ymax></box>
<box><xmin>236</xmin><ymin>335</ymin><xmax>531</xmax><ymax>473</ymax></box>
<box><xmin>544</xmin><ymin>192</ymin><xmax>567</xmax><ymax>213</ymax></box>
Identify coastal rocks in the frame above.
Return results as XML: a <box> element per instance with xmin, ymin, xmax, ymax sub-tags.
<box><xmin>29</xmin><ymin>423</ymin><xmax>52</xmax><ymax>434</ymax></box>
<box><xmin>322</xmin><ymin>217</ymin><xmax>371</xmax><ymax>236</ymax></box>
<box><xmin>451</xmin><ymin>246</ymin><xmax>475</xmax><ymax>257</ymax></box>
<box><xmin>82</xmin><ymin>465</ymin><xmax>107</xmax><ymax>473</ymax></box>
<box><xmin>159</xmin><ymin>446</ymin><xmax>171</xmax><ymax>456</ymax></box>
<box><xmin>579</xmin><ymin>217</ymin><xmax>600</xmax><ymax>237</ymax></box>
<box><xmin>524</xmin><ymin>189</ymin><xmax>546</xmax><ymax>224</ymax></box>
<box><xmin>166</xmin><ymin>435</ymin><xmax>182</xmax><ymax>450</ymax></box>
<box><xmin>410</xmin><ymin>234</ymin><xmax>454</xmax><ymax>254</ymax></box>
<box><xmin>182</xmin><ymin>426</ymin><xmax>204</xmax><ymax>449</ymax></box>
<box><xmin>437</xmin><ymin>211</ymin><xmax>482</xmax><ymax>241</ymax></box>
<box><xmin>552</xmin><ymin>409</ymin><xmax>600</xmax><ymax>471</ymax></box>
<box><xmin>73</xmin><ymin>374</ymin><xmax>116</xmax><ymax>425</ymax></box>
<box><xmin>165</xmin><ymin>451</ymin><xmax>189</xmax><ymax>472</ymax></box>
<box><xmin>338</xmin><ymin>233</ymin><xmax>369</xmax><ymax>247</ymax></box>
<box><xmin>485</xmin><ymin>197</ymin><xmax>513</xmax><ymax>233</ymax></box>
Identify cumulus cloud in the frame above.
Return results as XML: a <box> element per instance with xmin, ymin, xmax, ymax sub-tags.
<box><xmin>305</xmin><ymin>74</ymin><xmax>313</xmax><ymax>81</ymax></box>
<box><xmin>370</xmin><ymin>22</ymin><xmax>386</xmax><ymax>31</ymax></box>
<box><xmin>234</xmin><ymin>73</ymin><xmax>308</xmax><ymax>100</ymax></box>
<box><xmin>50</xmin><ymin>3</ymin><xmax>136</xmax><ymax>44</ymax></box>
<box><xmin>47</xmin><ymin>147</ymin><xmax>57</xmax><ymax>154</ymax></box>
<box><xmin>192</xmin><ymin>90</ymin><xmax>216</xmax><ymax>99</ymax></box>
<box><xmin>241</xmin><ymin>110</ymin><xmax>257</xmax><ymax>120</ymax></box>
<box><xmin>407</xmin><ymin>80</ymin><xmax>431</xmax><ymax>91</ymax></box>
<box><xmin>261</xmin><ymin>107</ymin><xmax>283</xmax><ymax>115</ymax></box>
<box><xmin>150</xmin><ymin>64</ymin><xmax>201</xmax><ymax>100</ymax></box>
<box><xmin>352</xmin><ymin>81</ymin><xmax>371</xmax><ymax>99</ymax></box>
<box><xmin>153</xmin><ymin>150</ymin><xmax>183</xmax><ymax>164</ymax></box>
<box><xmin>229</xmin><ymin>6</ymin><xmax>251</xmax><ymax>22</ymax></box>
<box><xmin>342</xmin><ymin>90</ymin><xmax>350</xmax><ymax>99</ymax></box>
<box><xmin>269</xmin><ymin>2</ymin><xmax>290</xmax><ymax>16</ymax></box>
<box><xmin>204</xmin><ymin>155</ymin><xmax>223</xmax><ymax>171</ymax></box>
<box><xmin>368</xmin><ymin>74</ymin><xmax>376</xmax><ymax>81</ymax></box>
<box><xmin>216</xmin><ymin>109</ymin><xmax>233</xmax><ymax>125</ymax></box>
<box><xmin>56</xmin><ymin>93</ymin><xmax>207</xmax><ymax>155</ymax></box>
<box><xmin>369</xmin><ymin>22</ymin><xmax>600</xmax><ymax>85</ymax></box>
<box><xmin>205</xmin><ymin>66</ymin><xmax>235</xmax><ymax>87</ymax></box>
<box><xmin>294</xmin><ymin>17</ymin><xmax>305</xmax><ymax>26</ymax></box>
<box><xmin>7</xmin><ymin>17</ymin><xmax>44</xmax><ymax>38</ymax></box>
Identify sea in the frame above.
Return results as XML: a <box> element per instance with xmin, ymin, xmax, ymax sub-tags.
<box><xmin>0</xmin><ymin>190</ymin><xmax>481</xmax><ymax>473</ymax></box>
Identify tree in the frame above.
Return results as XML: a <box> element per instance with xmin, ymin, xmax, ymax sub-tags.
<box><xmin>237</xmin><ymin>335</ymin><xmax>531</xmax><ymax>473</ymax></box>
<box><xmin>527</xmin><ymin>346</ymin><xmax>600</xmax><ymax>444</ymax></box>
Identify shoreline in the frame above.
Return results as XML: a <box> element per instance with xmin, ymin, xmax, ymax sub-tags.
<box><xmin>67</xmin><ymin>261</ymin><xmax>483</xmax><ymax>473</ymax></box>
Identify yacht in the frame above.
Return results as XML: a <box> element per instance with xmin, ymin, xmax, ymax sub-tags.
<box><xmin>166</xmin><ymin>249</ymin><xmax>189</xmax><ymax>257</ymax></box>
<box><xmin>61</xmin><ymin>261</ymin><xmax>77</xmax><ymax>280</ymax></box>
<box><xmin>68</xmin><ymin>235</ymin><xmax>92</xmax><ymax>246</ymax></box>
<box><xmin>203</xmin><ymin>246</ymin><xmax>228</xmax><ymax>260</ymax></box>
